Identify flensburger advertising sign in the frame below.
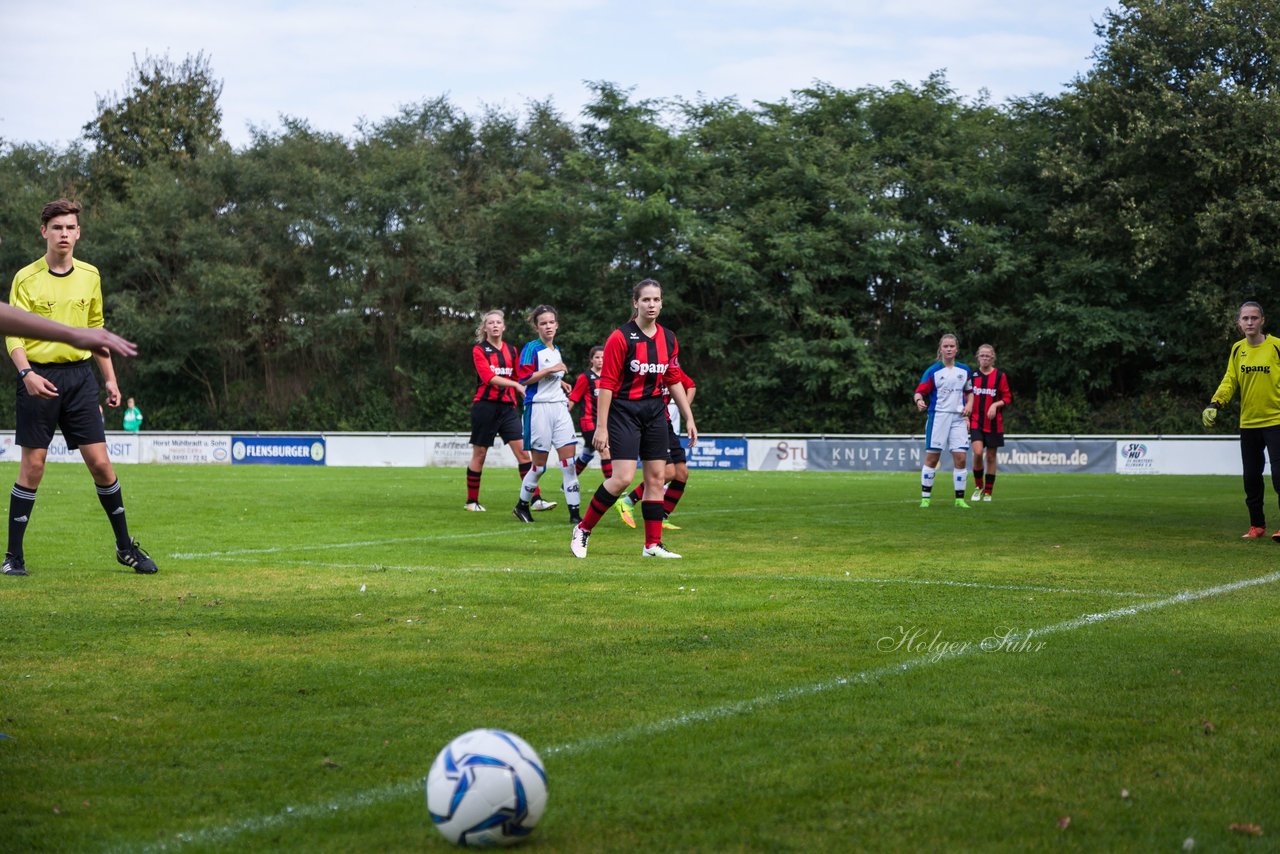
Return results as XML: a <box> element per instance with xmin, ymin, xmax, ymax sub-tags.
<box><xmin>232</xmin><ymin>436</ymin><xmax>326</xmax><ymax>465</ymax></box>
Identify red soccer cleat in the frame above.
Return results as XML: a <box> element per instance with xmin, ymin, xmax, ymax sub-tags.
<box><xmin>1242</xmin><ymin>526</ymin><xmax>1267</xmax><ymax>539</ymax></box>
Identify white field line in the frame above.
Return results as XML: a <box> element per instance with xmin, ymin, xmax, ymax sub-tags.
<box><xmin>106</xmin><ymin>569</ymin><xmax>1280</xmax><ymax>854</ymax></box>
<box><xmin>169</xmin><ymin>554</ymin><xmax>1154</xmax><ymax>599</ymax></box>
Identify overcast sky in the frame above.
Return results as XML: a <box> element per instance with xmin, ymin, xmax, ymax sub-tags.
<box><xmin>1</xmin><ymin>0</ymin><xmax>1116</xmax><ymax>150</ymax></box>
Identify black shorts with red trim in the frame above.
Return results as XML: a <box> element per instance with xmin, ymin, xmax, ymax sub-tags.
<box><xmin>608</xmin><ymin>397</ymin><xmax>668</xmax><ymax>462</ymax></box>
<box><xmin>470</xmin><ymin>399</ymin><xmax>522</xmax><ymax>447</ymax></box>
<box><xmin>16</xmin><ymin>360</ymin><xmax>106</xmax><ymax>451</ymax></box>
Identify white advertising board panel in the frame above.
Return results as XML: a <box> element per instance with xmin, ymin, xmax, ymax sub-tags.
<box><xmin>142</xmin><ymin>435</ymin><xmax>231</xmax><ymax>464</ymax></box>
<box><xmin>748</xmin><ymin>438</ymin><xmax>809</xmax><ymax>471</ymax></box>
<box><xmin>1115</xmin><ymin>439</ymin><xmax>1246</xmax><ymax>475</ymax></box>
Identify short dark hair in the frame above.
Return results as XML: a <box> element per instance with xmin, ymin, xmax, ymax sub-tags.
<box><xmin>41</xmin><ymin>199</ymin><xmax>81</xmax><ymax>226</ymax></box>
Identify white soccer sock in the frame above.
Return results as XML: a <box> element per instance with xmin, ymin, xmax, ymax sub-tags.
<box><xmin>920</xmin><ymin>465</ymin><xmax>936</xmax><ymax>497</ymax></box>
<box><xmin>519</xmin><ymin>466</ymin><xmax>545</xmax><ymax>504</ymax></box>
<box><xmin>560</xmin><ymin>457</ymin><xmax>581</xmax><ymax>509</ymax></box>
<box><xmin>953</xmin><ymin>469</ymin><xmax>968</xmax><ymax>496</ymax></box>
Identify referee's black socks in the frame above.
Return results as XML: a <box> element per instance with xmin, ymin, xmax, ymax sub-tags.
<box><xmin>7</xmin><ymin>482</ymin><xmax>37</xmax><ymax>559</ymax></box>
<box><xmin>95</xmin><ymin>479</ymin><xmax>132</xmax><ymax>549</ymax></box>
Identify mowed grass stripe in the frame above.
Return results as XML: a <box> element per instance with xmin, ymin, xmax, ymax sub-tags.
<box><xmin>174</xmin><ymin>552</ymin><xmax>1159</xmax><ymax>598</ymax></box>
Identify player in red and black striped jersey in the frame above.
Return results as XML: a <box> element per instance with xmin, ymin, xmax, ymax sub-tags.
<box><xmin>570</xmin><ymin>279</ymin><xmax>696</xmax><ymax>560</ymax></box>
<box><xmin>464</xmin><ymin>310</ymin><xmax>551</xmax><ymax>512</ymax></box>
<box><xmin>569</xmin><ymin>346</ymin><xmax>611</xmax><ymax>478</ymax></box>
<box><xmin>967</xmin><ymin>343</ymin><xmax>1012</xmax><ymax>501</ymax></box>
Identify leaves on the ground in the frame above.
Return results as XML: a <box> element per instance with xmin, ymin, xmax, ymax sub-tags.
<box><xmin>1229</xmin><ymin>823</ymin><xmax>1263</xmax><ymax>837</ymax></box>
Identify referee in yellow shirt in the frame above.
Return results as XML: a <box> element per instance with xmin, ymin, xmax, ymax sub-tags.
<box><xmin>1203</xmin><ymin>300</ymin><xmax>1280</xmax><ymax>541</ymax></box>
<box><xmin>2</xmin><ymin>199</ymin><xmax>157</xmax><ymax>577</ymax></box>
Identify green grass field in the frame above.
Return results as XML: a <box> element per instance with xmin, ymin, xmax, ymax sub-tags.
<box><xmin>1</xmin><ymin>464</ymin><xmax>1276</xmax><ymax>852</ymax></box>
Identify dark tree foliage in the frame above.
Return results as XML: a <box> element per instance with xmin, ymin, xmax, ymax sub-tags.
<box><xmin>1</xmin><ymin>4</ymin><xmax>1276</xmax><ymax>434</ymax></box>
<box><xmin>82</xmin><ymin>52</ymin><xmax>225</xmax><ymax>199</ymax></box>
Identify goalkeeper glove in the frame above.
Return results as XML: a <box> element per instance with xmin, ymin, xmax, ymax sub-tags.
<box><xmin>1202</xmin><ymin>406</ymin><xmax>1218</xmax><ymax>428</ymax></box>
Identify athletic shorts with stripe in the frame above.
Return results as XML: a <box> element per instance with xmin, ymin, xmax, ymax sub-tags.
<box><xmin>523</xmin><ymin>403</ymin><xmax>578</xmax><ymax>453</ymax></box>
<box><xmin>17</xmin><ymin>360</ymin><xmax>106</xmax><ymax>450</ymax></box>
<box><xmin>924</xmin><ymin>410</ymin><xmax>969</xmax><ymax>454</ymax></box>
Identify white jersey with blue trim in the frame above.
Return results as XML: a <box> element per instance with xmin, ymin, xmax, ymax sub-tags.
<box><xmin>520</xmin><ymin>339</ymin><xmax>568</xmax><ymax>405</ymax></box>
<box><xmin>918</xmin><ymin>362</ymin><xmax>973</xmax><ymax>414</ymax></box>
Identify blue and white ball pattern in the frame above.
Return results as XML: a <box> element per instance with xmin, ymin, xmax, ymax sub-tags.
<box><xmin>425</xmin><ymin>729</ymin><xmax>548</xmax><ymax>847</ymax></box>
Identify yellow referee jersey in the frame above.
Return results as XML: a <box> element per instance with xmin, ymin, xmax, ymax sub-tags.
<box><xmin>1212</xmin><ymin>334</ymin><xmax>1280</xmax><ymax>429</ymax></box>
<box><xmin>6</xmin><ymin>257</ymin><xmax>103</xmax><ymax>363</ymax></box>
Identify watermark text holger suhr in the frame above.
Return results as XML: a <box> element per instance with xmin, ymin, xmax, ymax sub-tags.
<box><xmin>877</xmin><ymin>626</ymin><xmax>1046</xmax><ymax>662</ymax></box>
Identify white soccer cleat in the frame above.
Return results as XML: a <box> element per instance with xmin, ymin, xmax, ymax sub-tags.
<box><xmin>970</xmin><ymin>488</ymin><xmax>984</xmax><ymax>502</ymax></box>
<box><xmin>570</xmin><ymin>524</ymin><xmax>590</xmax><ymax>558</ymax></box>
<box><xmin>531</xmin><ymin>499</ymin><xmax>558</xmax><ymax>512</ymax></box>
<box><xmin>641</xmin><ymin>542</ymin><xmax>682</xmax><ymax>559</ymax></box>
<box><xmin>982</xmin><ymin>493</ymin><xmax>993</xmax><ymax>502</ymax></box>
<box><xmin>463</xmin><ymin>501</ymin><xmax>486</xmax><ymax>512</ymax></box>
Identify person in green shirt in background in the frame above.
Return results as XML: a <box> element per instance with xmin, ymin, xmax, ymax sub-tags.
<box><xmin>123</xmin><ymin>397</ymin><xmax>143</xmax><ymax>433</ymax></box>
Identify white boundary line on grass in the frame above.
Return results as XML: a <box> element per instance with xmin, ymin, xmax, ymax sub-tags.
<box><xmin>108</xmin><ymin>569</ymin><xmax>1280</xmax><ymax>854</ymax></box>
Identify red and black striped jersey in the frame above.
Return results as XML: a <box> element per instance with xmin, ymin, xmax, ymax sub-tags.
<box><xmin>969</xmin><ymin>368</ymin><xmax>1011</xmax><ymax>432</ymax></box>
<box><xmin>568</xmin><ymin>370</ymin><xmax>600</xmax><ymax>429</ymax></box>
<box><xmin>661</xmin><ymin>368</ymin><xmax>695</xmax><ymax>405</ymax></box>
<box><xmin>472</xmin><ymin>341</ymin><xmax>520</xmax><ymax>405</ymax></box>
<box><xmin>600</xmin><ymin>321</ymin><xmax>681</xmax><ymax>401</ymax></box>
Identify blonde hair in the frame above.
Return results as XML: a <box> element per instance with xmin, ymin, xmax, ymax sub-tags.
<box><xmin>936</xmin><ymin>333</ymin><xmax>958</xmax><ymax>362</ymax></box>
<box><xmin>976</xmin><ymin>343</ymin><xmax>996</xmax><ymax>363</ymax></box>
<box><xmin>474</xmin><ymin>309</ymin><xmax>505</xmax><ymax>343</ymax></box>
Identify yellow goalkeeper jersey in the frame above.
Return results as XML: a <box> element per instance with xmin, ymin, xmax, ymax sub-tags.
<box><xmin>1212</xmin><ymin>334</ymin><xmax>1280</xmax><ymax>429</ymax></box>
<box><xmin>6</xmin><ymin>257</ymin><xmax>103</xmax><ymax>363</ymax></box>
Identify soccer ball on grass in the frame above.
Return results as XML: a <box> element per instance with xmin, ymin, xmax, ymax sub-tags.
<box><xmin>425</xmin><ymin>728</ymin><xmax>547</xmax><ymax>847</ymax></box>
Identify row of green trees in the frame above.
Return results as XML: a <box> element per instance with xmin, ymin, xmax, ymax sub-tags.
<box><xmin>1</xmin><ymin>1</ymin><xmax>1275</xmax><ymax>434</ymax></box>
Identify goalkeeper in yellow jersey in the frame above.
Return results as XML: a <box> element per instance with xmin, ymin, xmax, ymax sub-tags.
<box><xmin>1204</xmin><ymin>301</ymin><xmax>1280</xmax><ymax>540</ymax></box>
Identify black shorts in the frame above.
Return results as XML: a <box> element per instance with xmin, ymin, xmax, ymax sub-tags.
<box><xmin>608</xmin><ymin>397</ymin><xmax>669</xmax><ymax>462</ymax></box>
<box><xmin>16</xmin><ymin>360</ymin><xmax>106</xmax><ymax>451</ymax></box>
<box><xmin>470</xmin><ymin>400</ymin><xmax>522</xmax><ymax>447</ymax></box>
<box><xmin>969</xmin><ymin>428</ymin><xmax>1005</xmax><ymax>448</ymax></box>
<box><xmin>666</xmin><ymin>420</ymin><xmax>686</xmax><ymax>464</ymax></box>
